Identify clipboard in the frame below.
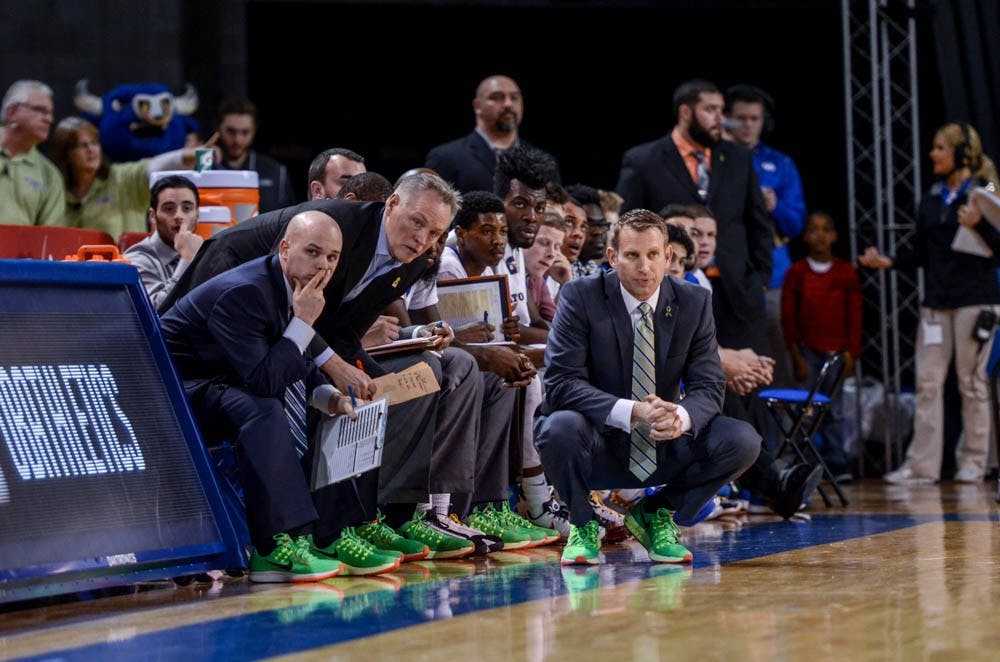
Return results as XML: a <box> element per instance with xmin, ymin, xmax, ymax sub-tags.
<box><xmin>310</xmin><ymin>397</ymin><xmax>389</xmax><ymax>490</ymax></box>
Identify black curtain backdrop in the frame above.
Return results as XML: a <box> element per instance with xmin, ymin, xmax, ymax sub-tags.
<box><xmin>246</xmin><ymin>1</ymin><xmax>849</xmax><ymax>242</ymax></box>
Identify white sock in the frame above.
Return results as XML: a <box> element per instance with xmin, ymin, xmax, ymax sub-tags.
<box><xmin>522</xmin><ymin>473</ymin><xmax>550</xmax><ymax>509</ymax></box>
<box><xmin>430</xmin><ymin>493</ymin><xmax>450</xmax><ymax>518</ymax></box>
<box><xmin>616</xmin><ymin>488</ymin><xmax>645</xmax><ymax>504</ymax></box>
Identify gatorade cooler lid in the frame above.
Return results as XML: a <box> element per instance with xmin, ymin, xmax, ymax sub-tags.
<box><xmin>149</xmin><ymin>170</ymin><xmax>260</xmax><ymax>189</ymax></box>
<box><xmin>199</xmin><ymin>206</ymin><xmax>231</xmax><ymax>223</ymax></box>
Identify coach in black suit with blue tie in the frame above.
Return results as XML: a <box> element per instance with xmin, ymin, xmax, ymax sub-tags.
<box><xmin>616</xmin><ymin>79</ymin><xmax>773</xmax><ymax>354</ymax></box>
<box><xmin>535</xmin><ymin>210</ymin><xmax>759</xmax><ymax>566</ymax></box>
<box><xmin>160</xmin><ymin>211</ymin><xmax>376</xmax><ymax>582</ymax></box>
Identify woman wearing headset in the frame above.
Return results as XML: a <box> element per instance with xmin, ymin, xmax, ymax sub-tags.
<box><xmin>860</xmin><ymin>122</ymin><xmax>1000</xmax><ymax>484</ymax></box>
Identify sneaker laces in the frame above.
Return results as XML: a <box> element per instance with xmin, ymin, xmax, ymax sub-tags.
<box><xmin>359</xmin><ymin>511</ymin><xmax>404</xmax><ymax>545</ymax></box>
<box><xmin>407</xmin><ymin>511</ymin><xmax>448</xmax><ymax>544</ymax></box>
<box><xmin>568</xmin><ymin>520</ymin><xmax>601</xmax><ymax>548</ymax></box>
<box><xmin>339</xmin><ymin>527</ymin><xmax>379</xmax><ymax>557</ymax></box>
<box><xmin>500</xmin><ymin>501</ymin><xmax>541</xmax><ymax>530</ymax></box>
<box><xmin>650</xmin><ymin>508</ymin><xmax>682</xmax><ymax>545</ymax></box>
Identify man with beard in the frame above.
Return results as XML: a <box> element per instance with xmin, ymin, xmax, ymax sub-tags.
<box><xmin>425</xmin><ymin>75</ymin><xmax>560</xmax><ymax>194</ymax></box>
<box><xmin>565</xmin><ymin>183</ymin><xmax>610</xmax><ymax>278</ymax></box>
<box><xmin>615</xmin><ymin>79</ymin><xmax>773</xmax><ymax>354</ymax></box>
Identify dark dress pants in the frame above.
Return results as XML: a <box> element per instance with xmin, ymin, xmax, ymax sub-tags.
<box><xmin>534</xmin><ymin>410</ymin><xmax>760</xmax><ymax>526</ymax></box>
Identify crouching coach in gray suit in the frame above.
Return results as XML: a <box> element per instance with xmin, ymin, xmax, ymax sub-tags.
<box><xmin>535</xmin><ymin>209</ymin><xmax>760</xmax><ymax>566</ymax></box>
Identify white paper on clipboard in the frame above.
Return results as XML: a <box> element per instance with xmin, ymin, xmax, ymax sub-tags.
<box><xmin>310</xmin><ymin>397</ymin><xmax>389</xmax><ymax>491</ymax></box>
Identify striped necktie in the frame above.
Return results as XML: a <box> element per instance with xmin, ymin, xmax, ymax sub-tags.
<box><xmin>629</xmin><ymin>302</ymin><xmax>657</xmax><ymax>480</ymax></box>
<box><xmin>285</xmin><ymin>379</ymin><xmax>309</xmax><ymax>458</ymax></box>
<box><xmin>693</xmin><ymin>150</ymin><xmax>710</xmax><ymax>201</ymax></box>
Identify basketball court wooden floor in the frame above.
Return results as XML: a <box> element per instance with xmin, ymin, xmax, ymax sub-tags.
<box><xmin>2</xmin><ymin>479</ymin><xmax>999</xmax><ymax>661</ymax></box>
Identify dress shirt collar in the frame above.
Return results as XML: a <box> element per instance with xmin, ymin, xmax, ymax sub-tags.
<box><xmin>375</xmin><ymin>219</ymin><xmax>397</xmax><ymax>265</ymax></box>
<box><xmin>671</xmin><ymin>126</ymin><xmax>712</xmax><ymax>164</ymax></box>
<box><xmin>620</xmin><ymin>283</ymin><xmax>660</xmax><ymax>320</ymax></box>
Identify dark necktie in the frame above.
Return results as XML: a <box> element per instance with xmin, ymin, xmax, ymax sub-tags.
<box><xmin>629</xmin><ymin>302</ymin><xmax>657</xmax><ymax>480</ymax></box>
<box><xmin>285</xmin><ymin>379</ymin><xmax>309</xmax><ymax>458</ymax></box>
<box><xmin>693</xmin><ymin>150</ymin><xmax>710</xmax><ymax>201</ymax></box>
<box><xmin>283</xmin><ymin>304</ymin><xmax>309</xmax><ymax>458</ymax></box>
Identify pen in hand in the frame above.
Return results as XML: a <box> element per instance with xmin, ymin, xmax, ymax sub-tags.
<box><xmin>348</xmin><ymin>385</ymin><xmax>357</xmax><ymax>408</ymax></box>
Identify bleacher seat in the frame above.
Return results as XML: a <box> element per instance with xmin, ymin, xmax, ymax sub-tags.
<box><xmin>118</xmin><ymin>231</ymin><xmax>151</xmax><ymax>253</ymax></box>
<box><xmin>0</xmin><ymin>224</ymin><xmax>116</xmax><ymax>260</ymax></box>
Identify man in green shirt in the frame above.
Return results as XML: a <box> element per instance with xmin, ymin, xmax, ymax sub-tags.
<box><xmin>0</xmin><ymin>80</ymin><xmax>64</xmax><ymax>225</ymax></box>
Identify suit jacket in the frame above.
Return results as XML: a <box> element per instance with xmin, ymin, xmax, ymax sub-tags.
<box><xmin>540</xmin><ymin>270</ymin><xmax>726</xmax><ymax>467</ymax></box>
<box><xmin>425</xmin><ymin>130</ymin><xmax>559</xmax><ymax>193</ymax></box>
<box><xmin>615</xmin><ymin>136</ymin><xmax>773</xmax><ymax>321</ymax></box>
<box><xmin>160</xmin><ymin>254</ymin><xmax>325</xmax><ymax>398</ymax></box>
<box><xmin>160</xmin><ymin>199</ymin><xmax>430</xmax><ymax>361</ymax></box>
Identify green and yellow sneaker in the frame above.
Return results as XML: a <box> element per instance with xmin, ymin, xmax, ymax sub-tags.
<box><xmin>356</xmin><ymin>511</ymin><xmax>430</xmax><ymax>562</ymax></box>
<box><xmin>624</xmin><ymin>506</ymin><xmax>693</xmax><ymax>563</ymax></box>
<box><xmin>248</xmin><ymin>533</ymin><xmax>343</xmax><ymax>583</ymax></box>
<box><xmin>308</xmin><ymin>528</ymin><xmax>401</xmax><ymax>575</ymax></box>
<box><xmin>499</xmin><ymin>502</ymin><xmax>560</xmax><ymax>545</ymax></box>
<box><xmin>397</xmin><ymin>511</ymin><xmax>475</xmax><ymax>559</ymax></box>
<box><xmin>560</xmin><ymin>520</ymin><xmax>602</xmax><ymax>566</ymax></box>
<box><xmin>467</xmin><ymin>506</ymin><xmax>533</xmax><ymax>550</ymax></box>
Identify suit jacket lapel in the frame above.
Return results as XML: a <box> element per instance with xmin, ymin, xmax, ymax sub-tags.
<box><xmin>602</xmin><ymin>271</ymin><xmax>633</xmax><ymax>396</ymax></box>
<box><xmin>662</xmin><ymin>138</ymin><xmax>702</xmax><ymax>201</ymax></box>
<box><xmin>468</xmin><ymin>131</ymin><xmax>497</xmax><ymax>172</ymax></box>
<box><xmin>707</xmin><ymin>145</ymin><xmax>727</xmax><ymax>208</ymax></box>
<box><xmin>653</xmin><ymin>278</ymin><xmax>678</xmax><ymax>395</ymax></box>
<box><xmin>337</xmin><ymin>208</ymin><xmax>382</xmax><ymax>304</ymax></box>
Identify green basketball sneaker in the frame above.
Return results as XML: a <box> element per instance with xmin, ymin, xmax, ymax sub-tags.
<box><xmin>499</xmin><ymin>502</ymin><xmax>559</xmax><ymax>545</ymax></box>
<box><xmin>560</xmin><ymin>520</ymin><xmax>602</xmax><ymax>566</ymax></box>
<box><xmin>467</xmin><ymin>506</ymin><xmax>533</xmax><ymax>550</ymax></box>
<box><xmin>397</xmin><ymin>511</ymin><xmax>475</xmax><ymax>559</ymax></box>
<box><xmin>624</xmin><ymin>506</ymin><xmax>693</xmax><ymax>563</ymax></box>
<box><xmin>308</xmin><ymin>528</ymin><xmax>401</xmax><ymax>576</ymax></box>
<box><xmin>356</xmin><ymin>510</ymin><xmax>430</xmax><ymax>562</ymax></box>
<box><xmin>248</xmin><ymin>533</ymin><xmax>343</xmax><ymax>583</ymax></box>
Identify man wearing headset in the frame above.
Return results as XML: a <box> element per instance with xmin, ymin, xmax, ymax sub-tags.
<box><xmin>724</xmin><ymin>84</ymin><xmax>807</xmax><ymax>388</ymax></box>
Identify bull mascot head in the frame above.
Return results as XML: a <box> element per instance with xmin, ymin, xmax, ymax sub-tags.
<box><xmin>74</xmin><ymin>79</ymin><xmax>200</xmax><ymax>162</ymax></box>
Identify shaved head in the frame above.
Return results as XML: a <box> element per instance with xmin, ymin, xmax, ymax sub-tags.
<box><xmin>280</xmin><ymin>211</ymin><xmax>343</xmax><ymax>287</ymax></box>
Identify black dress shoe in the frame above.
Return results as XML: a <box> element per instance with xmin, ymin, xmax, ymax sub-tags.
<box><xmin>770</xmin><ymin>464</ymin><xmax>823</xmax><ymax>519</ymax></box>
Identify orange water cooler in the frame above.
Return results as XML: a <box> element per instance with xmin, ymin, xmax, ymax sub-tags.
<box><xmin>149</xmin><ymin>170</ymin><xmax>260</xmax><ymax>236</ymax></box>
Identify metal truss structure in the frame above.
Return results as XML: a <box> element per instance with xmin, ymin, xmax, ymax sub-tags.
<box><xmin>842</xmin><ymin>0</ymin><xmax>922</xmax><ymax>471</ymax></box>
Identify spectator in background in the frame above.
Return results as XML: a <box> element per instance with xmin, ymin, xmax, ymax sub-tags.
<box><xmin>124</xmin><ymin>175</ymin><xmax>204</xmax><ymax>311</ymax></box>
<box><xmin>616</xmin><ymin>78</ymin><xmax>772</xmax><ymax>354</ymax></box>
<box><xmin>566</xmin><ymin>183</ymin><xmax>610</xmax><ymax>277</ymax></box>
<box><xmin>49</xmin><ymin>116</ymin><xmax>198</xmax><ymax>237</ymax></box>
<box><xmin>335</xmin><ymin>171</ymin><xmax>393</xmax><ymax>202</ymax></box>
<box><xmin>0</xmin><ymin>79</ymin><xmax>64</xmax><ymax>225</ymax></box>
<box><xmin>523</xmin><ymin>212</ymin><xmax>565</xmax><ymax>325</ymax></box>
<box><xmin>725</xmin><ymin>84</ymin><xmax>806</xmax><ymax>386</ymax></box>
<box><xmin>307</xmin><ymin>147</ymin><xmax>367</xmax><ymax>200</ymax></box>
<box><xmin>545</xmin><ymin>189</ymin><xmax>586</xmax><ymax>303</ymax></box>
<box><xmin>599</xmin><ymin>189</ymin><xmax>624</xmax><ymax>226</ymax></box>
<box><xmin>861</xmin><ymin>122</ymin><xmax>1000</xmax><ymax>485</ymax></box>
<box><xmin>214</xmin><ymin>99</ymin><xmax>296</xmax><ymax>212</ymax></box>
<box><xmin>782</xmin><ymin>211</ymin><xmax>861</xmax><ymax>481</ymax></box>
<box><xmin>425</xmin><ymin>74</ymin><xmax>560</xmax><ymax>193</ymax></box>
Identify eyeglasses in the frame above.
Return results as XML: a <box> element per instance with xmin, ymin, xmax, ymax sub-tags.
<box><xmin>16</xmin><ymin>102</ymin><xmax>54</xmax><ymax>118</ymax></box>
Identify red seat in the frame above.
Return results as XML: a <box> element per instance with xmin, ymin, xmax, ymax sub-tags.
<box><xmin>118</xmin><ymin>231</ymin><xmax>151</xmax><ymax>252</ymax></box>
<box><xmin>0</xmin><ymin>224</ymin><xmax>117</xmax><ymax>260</ymax></box>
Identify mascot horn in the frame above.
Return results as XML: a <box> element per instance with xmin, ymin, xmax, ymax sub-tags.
<box><xmin>74</xmin><ymin>79</ymin><xmax>200</xmax><ymax>163</ymax></box>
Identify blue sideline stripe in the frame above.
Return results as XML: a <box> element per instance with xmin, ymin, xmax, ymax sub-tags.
<box><xmin>13</xmin><ymin>513</ymin><xmax>987</xmax><ymax>661</ymax></box>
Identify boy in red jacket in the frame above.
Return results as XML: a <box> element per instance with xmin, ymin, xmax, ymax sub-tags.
<box><xmin>782</xmin><ymin>211</ymin><xmax>862</xmax><ymax>481</ymax></box>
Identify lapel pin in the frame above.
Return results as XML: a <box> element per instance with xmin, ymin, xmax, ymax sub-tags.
<box><xmin>392</xmin><ymin>277</ymin><xmax>401</xmax><ymax>288</ymax></box>
<box><xmin>664</xmin><ymin>306</ymin><xmax>672</xmax><ymax>318</ymax></box>
<box><xmin>719</xmin><ymin>154</ymin><xmax>725</xmax><ymax>163</ymax></box>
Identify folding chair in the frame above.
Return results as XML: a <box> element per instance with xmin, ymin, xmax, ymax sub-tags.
<box><xmin>758</xmin><ymin>350</ymin><xmax>851</xmax><ymax>508</ymax></box>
